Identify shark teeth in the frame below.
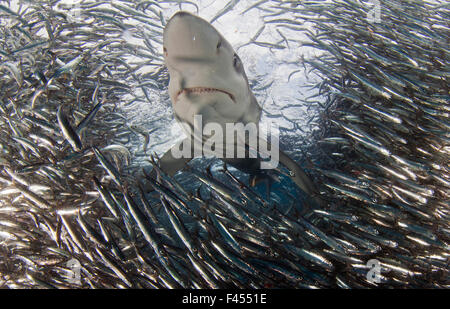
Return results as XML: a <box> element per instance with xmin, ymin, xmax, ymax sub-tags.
<box><xmin>176</xmin><ymin>87</ymin><xmax>235</xmax><ymax>103</ymax></box>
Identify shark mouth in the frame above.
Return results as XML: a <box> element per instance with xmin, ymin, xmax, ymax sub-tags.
<box><xmin>175</xmin><ymin>87</ymin><xmax>235</xmax><ymax>103</ymax></box>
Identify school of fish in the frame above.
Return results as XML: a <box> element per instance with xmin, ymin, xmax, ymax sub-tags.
<box><xmin>0</xmin><ymin>0</ymin><xmax>448</xmax><ymax>288</ymax></box>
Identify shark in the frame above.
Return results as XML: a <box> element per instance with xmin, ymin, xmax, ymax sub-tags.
<box><xmin>153</xmin><ymin>11</ymin><xmax>320</xmax><ymax>204</ymax></box>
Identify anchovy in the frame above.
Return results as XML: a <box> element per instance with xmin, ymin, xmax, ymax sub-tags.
<box><xmin>57</xmin><ymin>106</ymin><xmax>83</xmax><ymax>152</ymax></box>
<box><xmin>208</xmin><ymin>212</ymin><xmax>243</xmax><ymax>254</ymax></box>
<box><xmin>190</xmin><ymin>169</ymin><xmax>235</xmax><ymax>201</ymax></box>
<box><xmin>76</xmin><ymin>102</ymin><xmax>103</xmax><ymax>134</ymax></box>
<box><xmin>92</xmin><ymin>147</ymin><xmax>122</xmax><ymax>186</ymax></box>
<box><xmin>92</xmin><ymin>177</ymin><xmax>120</xmax><ymax>218</ymax></box>
<box><xmin>160</xmin><ymin>197</ymin><xmax>197</xmax><ymax>254</ymax></box>
<box><xmin>123</xmin><ymin>190</ymin><xmax>168</xmax><ymax>265</ymax></box>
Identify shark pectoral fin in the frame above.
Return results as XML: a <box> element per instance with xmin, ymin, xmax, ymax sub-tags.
<box><xmin>158</xmin><ymin>138</ymin><xmax>193</xmax><ymax>177</ymax></box>
<box><xmin>139</xmin><ymin>138</ymin><xmax>193</xmax><ymax>193</ymax></box>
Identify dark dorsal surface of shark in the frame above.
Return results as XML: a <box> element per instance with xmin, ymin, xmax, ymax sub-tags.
<box><xmin>157</xmin><ymin>11</ymin><xmax>319</xmax><ymax>202</ymax></box>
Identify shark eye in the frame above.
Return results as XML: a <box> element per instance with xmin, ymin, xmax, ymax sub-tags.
<box><xmin>233</xmin><ymin>54</ymin><xmax>242</xmax><ymax>72</ymax></box>
<box><xmin>216</xmin><ymin>40</ymin><xmax>222</xmax><ymax>50</ymax></box>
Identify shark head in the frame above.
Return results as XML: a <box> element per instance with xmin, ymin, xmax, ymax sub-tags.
<box><xmin>163</xmin><ymin>11</ymin><xmax>259</xmax><ymax>134</ymax></box>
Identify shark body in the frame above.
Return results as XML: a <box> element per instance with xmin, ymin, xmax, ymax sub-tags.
<box><xmin>156</xmin><ymin>11</ymin><xmax>319</xmax><ymax>203</ymax></box>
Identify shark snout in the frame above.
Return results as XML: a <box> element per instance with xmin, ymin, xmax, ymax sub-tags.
<box><xmin>170</xmin><ymin>11</ymin><xmax>192</xmax><ymax>19</ymax></box>
<box><xmin>164</xmin><ymin>11</ymin><xmax>218</xmax><ymax>59</ymax></box>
